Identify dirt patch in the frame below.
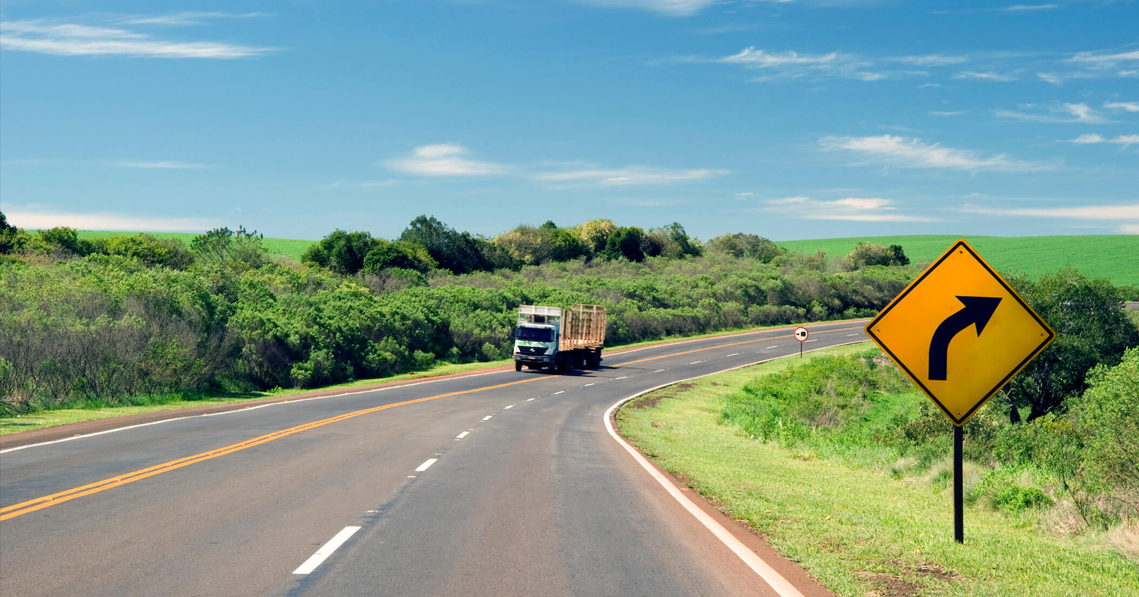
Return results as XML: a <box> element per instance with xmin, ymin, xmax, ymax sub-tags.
<box><xmin>906</xmin><ymin>563</ymin><xmax>957</xmax><ymax>582</ymax></box>
<box><xmin>858</xmin><ymin>573</ymin><xmax>920</xmax><ymax>597</ymax></box>
<box><xmin>624</xmin><ymin>383</ymin><xmax>695</xmax><ymax>411</ymax></box>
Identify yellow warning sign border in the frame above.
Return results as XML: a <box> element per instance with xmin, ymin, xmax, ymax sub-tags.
<box><xmin>864</xmin><ymin>239</ymin><xmax>1055</xmax><ymax>426</ymax></box>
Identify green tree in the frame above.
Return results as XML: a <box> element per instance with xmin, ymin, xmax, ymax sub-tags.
<box><xmin>400</xmin><ymin>215</ymin><xmax>489</xmax><ymax>274</ymax></box>
<box><xmin>191</xmin><ymin>226</ymin><xmax>268</xmax><ymax>268</ymax></box>
<box><xmin>0</xmin><ymin>211</ymin><xmax>32</xmax><ymax>255</ymax></box>
<box><xmin>603</xmin><ymin>227</ymin><xmax>646</xmax><ymax>262</ymax></box>
<box><xmin>705</xmin><ymin>233</ymin><xmax>784</xmax><ymax>262</ymax></box>
<box><xmin>301</xmin><ymin>230</ymin><xmax>377</xmax><ymax>275</ymax></box>
<box><xmin>362</xmin><ymin>239</ymin><xmax>436</xmax><ymax>274</ymax></box>
<box><xmin>841</xmin><ymin>242</ymin><xmax>909</xmax><ymax>270</ymax></box>
<box><xmin>1005</xmin><ymin>270</ymin><xmax>1139</xmax><ymax>422</ymax></box>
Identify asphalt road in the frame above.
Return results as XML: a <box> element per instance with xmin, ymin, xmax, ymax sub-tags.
<box><xmin>0</xmin><ymin>321</ymin><xmax>869</xmax><ymax>597</ymax></box>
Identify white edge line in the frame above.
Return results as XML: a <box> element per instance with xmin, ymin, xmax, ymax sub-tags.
<box><xmin>1</xmin><ymin>321</ymin><xmax>870</xmax><ymax>455</ymax></box>
<box><xmin>415</xmin><ymin>458</ymin><xmax>438</xmax><ymax>472</ymax></box>
<box><xmin>292</xmin><ymin>526</ymin><xmax>361</xmax><ymax>575</ymax></box>
<box><xmin>602</xmin><ymin>340</ymin><xmax>867</xmax><ymax>597</ymax></box>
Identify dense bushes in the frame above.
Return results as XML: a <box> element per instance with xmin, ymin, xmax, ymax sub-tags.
<box><xmin>720</xmin><ymin>347</ymin><xmax>1139</xmax><ymax>531</ymax></box>
<box><xmin>1004</xmin><ymin>269</ymin><xmax>1139</xmax><ymax>421</ymax></box>
<box><xmin>0</xmin><ymin>246</ymin><xmax>910</xmax><ymax>412</ymax></box>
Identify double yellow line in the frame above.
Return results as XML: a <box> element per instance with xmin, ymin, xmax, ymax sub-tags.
<box><xmin>0</xmin><ymin>323</ymin><xmax>864</xmax><ymax>522</ymax></box>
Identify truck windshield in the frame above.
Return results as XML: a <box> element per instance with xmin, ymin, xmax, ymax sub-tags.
<box><xmin>517</xmin><ymin>327</ymin><xmax>553</xmax><ymax>342</ymax></box>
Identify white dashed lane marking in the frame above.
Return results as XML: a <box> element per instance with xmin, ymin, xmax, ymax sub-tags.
<box><xmin>456</xmin><ymin>431</ymin><xmax>469</xmax><ymax>439</ymax></box>
<box><xmin>293</xmin><ymin>526</ymin><xmax>361</xmax><ymax>575</ymax></box>
<box><xmin>482</xmin><ymin>415</ymin><xmax>493</xmax><ymax>421</ymax></box>
<box><xmin>415</xmin><ymin>459</ymin><xmax>437</xmax><ymax>472</ymax></box>
<box><xmin>504</xmin><ymin>405</ymin><xmax>514</xmax><ymax>409</ymax></box>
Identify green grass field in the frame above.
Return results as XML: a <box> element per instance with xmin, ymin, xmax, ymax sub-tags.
<box><xmin>74</xmin><ymin>230</ymin><xmax>315</xmax><ymax>261</ymax></box>
<box><xmin>617</xmin><ymin>343</ymin><xmax>1139</xmax><ymax>597</ymax></box>
<box><xmin>777</xmin><ymin>235</ymin><xmax>1139</xmax><ymax>286</ymax></box>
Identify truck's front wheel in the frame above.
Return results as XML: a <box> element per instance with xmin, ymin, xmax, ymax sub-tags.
<box><xmin>515</xmin><ymin>362</ymin><xmax>523</xmax><ymax>372</ymax></box>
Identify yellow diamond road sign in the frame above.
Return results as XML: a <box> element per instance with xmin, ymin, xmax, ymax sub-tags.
<box><xmin>865</xmin><ymin>240</ymin><xmax>1055</xmax><ymax>426</ymax></box>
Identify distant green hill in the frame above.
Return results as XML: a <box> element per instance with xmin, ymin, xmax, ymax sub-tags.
<box><xmin>776</xmin><ymin>235</ymin><xmax>1139</xmax><ymax>286</ymax></box>
<box><xmin>75</xmin><ymin>230</ymin><xmax>315</xmax><ymax>262</ymax></box>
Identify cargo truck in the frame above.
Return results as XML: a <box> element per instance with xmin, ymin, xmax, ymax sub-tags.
<box><xmin>513</xmin><ymin>304</ymin><xmax>606</xmax><ymax>373</ymax></box>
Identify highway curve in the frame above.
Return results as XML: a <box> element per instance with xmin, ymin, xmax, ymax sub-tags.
<box><xmin>0</xmin><ymin>321</ymin><xmax>869</xmax><ymax>597</ymax></box>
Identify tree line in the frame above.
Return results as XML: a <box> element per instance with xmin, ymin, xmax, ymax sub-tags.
<box><xmin>0</xmin><ymin>210</ymin><xmax>1133</xmax><ymax>430</ymax></box>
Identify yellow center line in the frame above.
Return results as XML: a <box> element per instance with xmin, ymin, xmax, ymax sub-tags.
<box><xmin>1</xmin><ymin>322</ymin><xmax>867</xmax><ymax>522</ymax></box>
<box><xmin>0</xmin><ymin>377</ymin><xmax>548</xmax><ymax>521</ymax></box>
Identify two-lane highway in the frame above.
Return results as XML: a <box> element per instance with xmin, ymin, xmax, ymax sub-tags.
<box><xmin>0</xmin><ymin>321</ymin><xmax>868</xmax><ymax>597</ymax></box>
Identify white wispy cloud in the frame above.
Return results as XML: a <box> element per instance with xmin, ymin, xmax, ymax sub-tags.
<box><xmin>0</xmin><ymin>18</ymin><xmax>275</xmax><ymax>58</ymax></box>
<box><xmin>115</xmin><ymin>12</ymin><xmax>270</xmax><ymax>27</ymax></box>
<box><xmin>578</xmin><ymin>0</ymin><xmax>719</xmax><ymax>16</ymax></box>
<box><xmin>1104</xmin><ymin>101</ymin><xmax>1139</xmax><ymax>112</ymax></box>
<box><xmin>313</xmin><ymin>180</ymin><xmax>400</xmax><ymax>190</ymax></box>
<box><xmin>386</xmin><ymin>144</ymin><xmax>511</xmax><ymax>177</ymax></box>
<box><xmin>820</xmin><ymin>135</ymin><xmax>1057</xmax><ymax>172</ymax></box>
<box><xmin>720</xmin><ymin>47</ymin><xmax>842</xmax><ymax>68</ymax></box>
<box><xmin>115</xmin><ymin>160</ymin><xmax>211</xmax><ymax>169</ymax></box>
<box><xmin>895</xmin><ymin>54</ymin><xmax>971</xmax><ymax>67</ymax></box>
<box><xmin>1001</xmin><ymin>4</ymin><xmax>1059</xmax><ymax>11</ymax></box>
<box><xmin>715</xmin><ymin>47</ymin><xmax>929</xmax><ymax>82</ymax></box>
<box><xmin>1037</xmin><ymin>72</ymin><xmax>1064</xmax><ymax>85</ymax></box>
<box><xmin>952</xmin><ymin>70</ymin><xmax>1018</xmax><ymax>82</ymax></box>
<box><xmin>4</xmin><ymin>209</ymin><xmax>217</xmax><ymax>232</ymax></box>
<box><xmin>1070</xmin><ymin>134</ymin><xmax>1139</xmax><ymax>149</ymax></box>
<box><xmin>536</xmin><ymin>166</ymin><xmax>728</xmax><ymax>186</ymax></box>
<box><xmin>765</xmin><ymin>195</ymin><xmax>936</xmax><ymax>222</ymax></box>
<box><xmin>931</xmin><ymin>110</ymin><xmax>967</xmax><ymax>116</ymax></box>
<box><xmin>1067</xmin><ymin>49</ymin><xmax>1139</xmax><ymax>68</ymax></box>
<box><xmin>961</xmin><ymin>203</ymin><xmax>1139</xmax><ymax>232</ymax></box>
<box><xmin>997</xmin><ymin>102</ymin><xmax>1110</xmax><ymax>124</ymax></box>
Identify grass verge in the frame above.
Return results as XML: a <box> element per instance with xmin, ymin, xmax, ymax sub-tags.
<box><xmin>0</xmin><ymin>319</ymin><xmax>864</xmax><ymax>436</ymax></box>
<box><xmin>616</xmin><ymin>342</ymin><xmax>1139</xmax><ymax>597</ymax></box>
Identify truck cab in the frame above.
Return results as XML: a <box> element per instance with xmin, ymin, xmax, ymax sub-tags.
<box><xmin>513</xmin><ymin>322</ymin><xmax>559</xmax><ymax>371</ymax></box>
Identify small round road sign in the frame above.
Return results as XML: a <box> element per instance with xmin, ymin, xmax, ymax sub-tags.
<box><xmin>794</xmin><ymin>326</ymin><xmax>809</xmax><ymax>342</ymax></box>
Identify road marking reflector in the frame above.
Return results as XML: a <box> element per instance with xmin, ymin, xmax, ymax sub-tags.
<box><xmin>415</xmin><ymin>459</ymin><xmax>437</xmax><ymax>472</ymax></box>
<box><xmin>293</xmin><ymin>526</ymin><xmax>361</xmax><ymax>575</ymax></box>
<box><xmin>456</xmin><ymin>431</ymin><xmax>469</xmax><ymax>439</ymax></box>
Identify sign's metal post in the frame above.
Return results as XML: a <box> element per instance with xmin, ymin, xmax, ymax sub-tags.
<box><xmin>954</xmin><ymin>424</ymin><xmax>964</xmax><ymax>544</ymax></box>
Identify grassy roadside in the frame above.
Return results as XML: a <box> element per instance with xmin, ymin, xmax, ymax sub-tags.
<box><xmin>616</xmin><ymin>343</ymin><xmax>1139</xmax><ymax>597</ymax></box>
<box><xmin>0</xmin><ymin>319</ymin><xmax>863</xmax><ymax>436</ymax></box>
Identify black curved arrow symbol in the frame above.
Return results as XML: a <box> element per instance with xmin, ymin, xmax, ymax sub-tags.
<box><xmin>928</xmin><ymin>296</ymin><xmax>1002</xmax><ymax>381</ymax></box>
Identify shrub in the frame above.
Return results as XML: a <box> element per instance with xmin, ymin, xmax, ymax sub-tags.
<box><xmin>1004</xmin><ymin>270</ymin><xmax>1139</xmax><ymax>421</ymax></box>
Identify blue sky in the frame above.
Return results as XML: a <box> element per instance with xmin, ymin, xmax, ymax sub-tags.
<box><xmin>1</xmin><ymin>1</ymin><xmax>1137</xmax><ymax>241</ymax></box>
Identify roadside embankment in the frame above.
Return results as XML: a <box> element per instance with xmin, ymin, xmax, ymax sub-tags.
<box><xmin>617</xmin><ymin>343</ymin><xmax>1139</xmax><ymax>597</ymax></box>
